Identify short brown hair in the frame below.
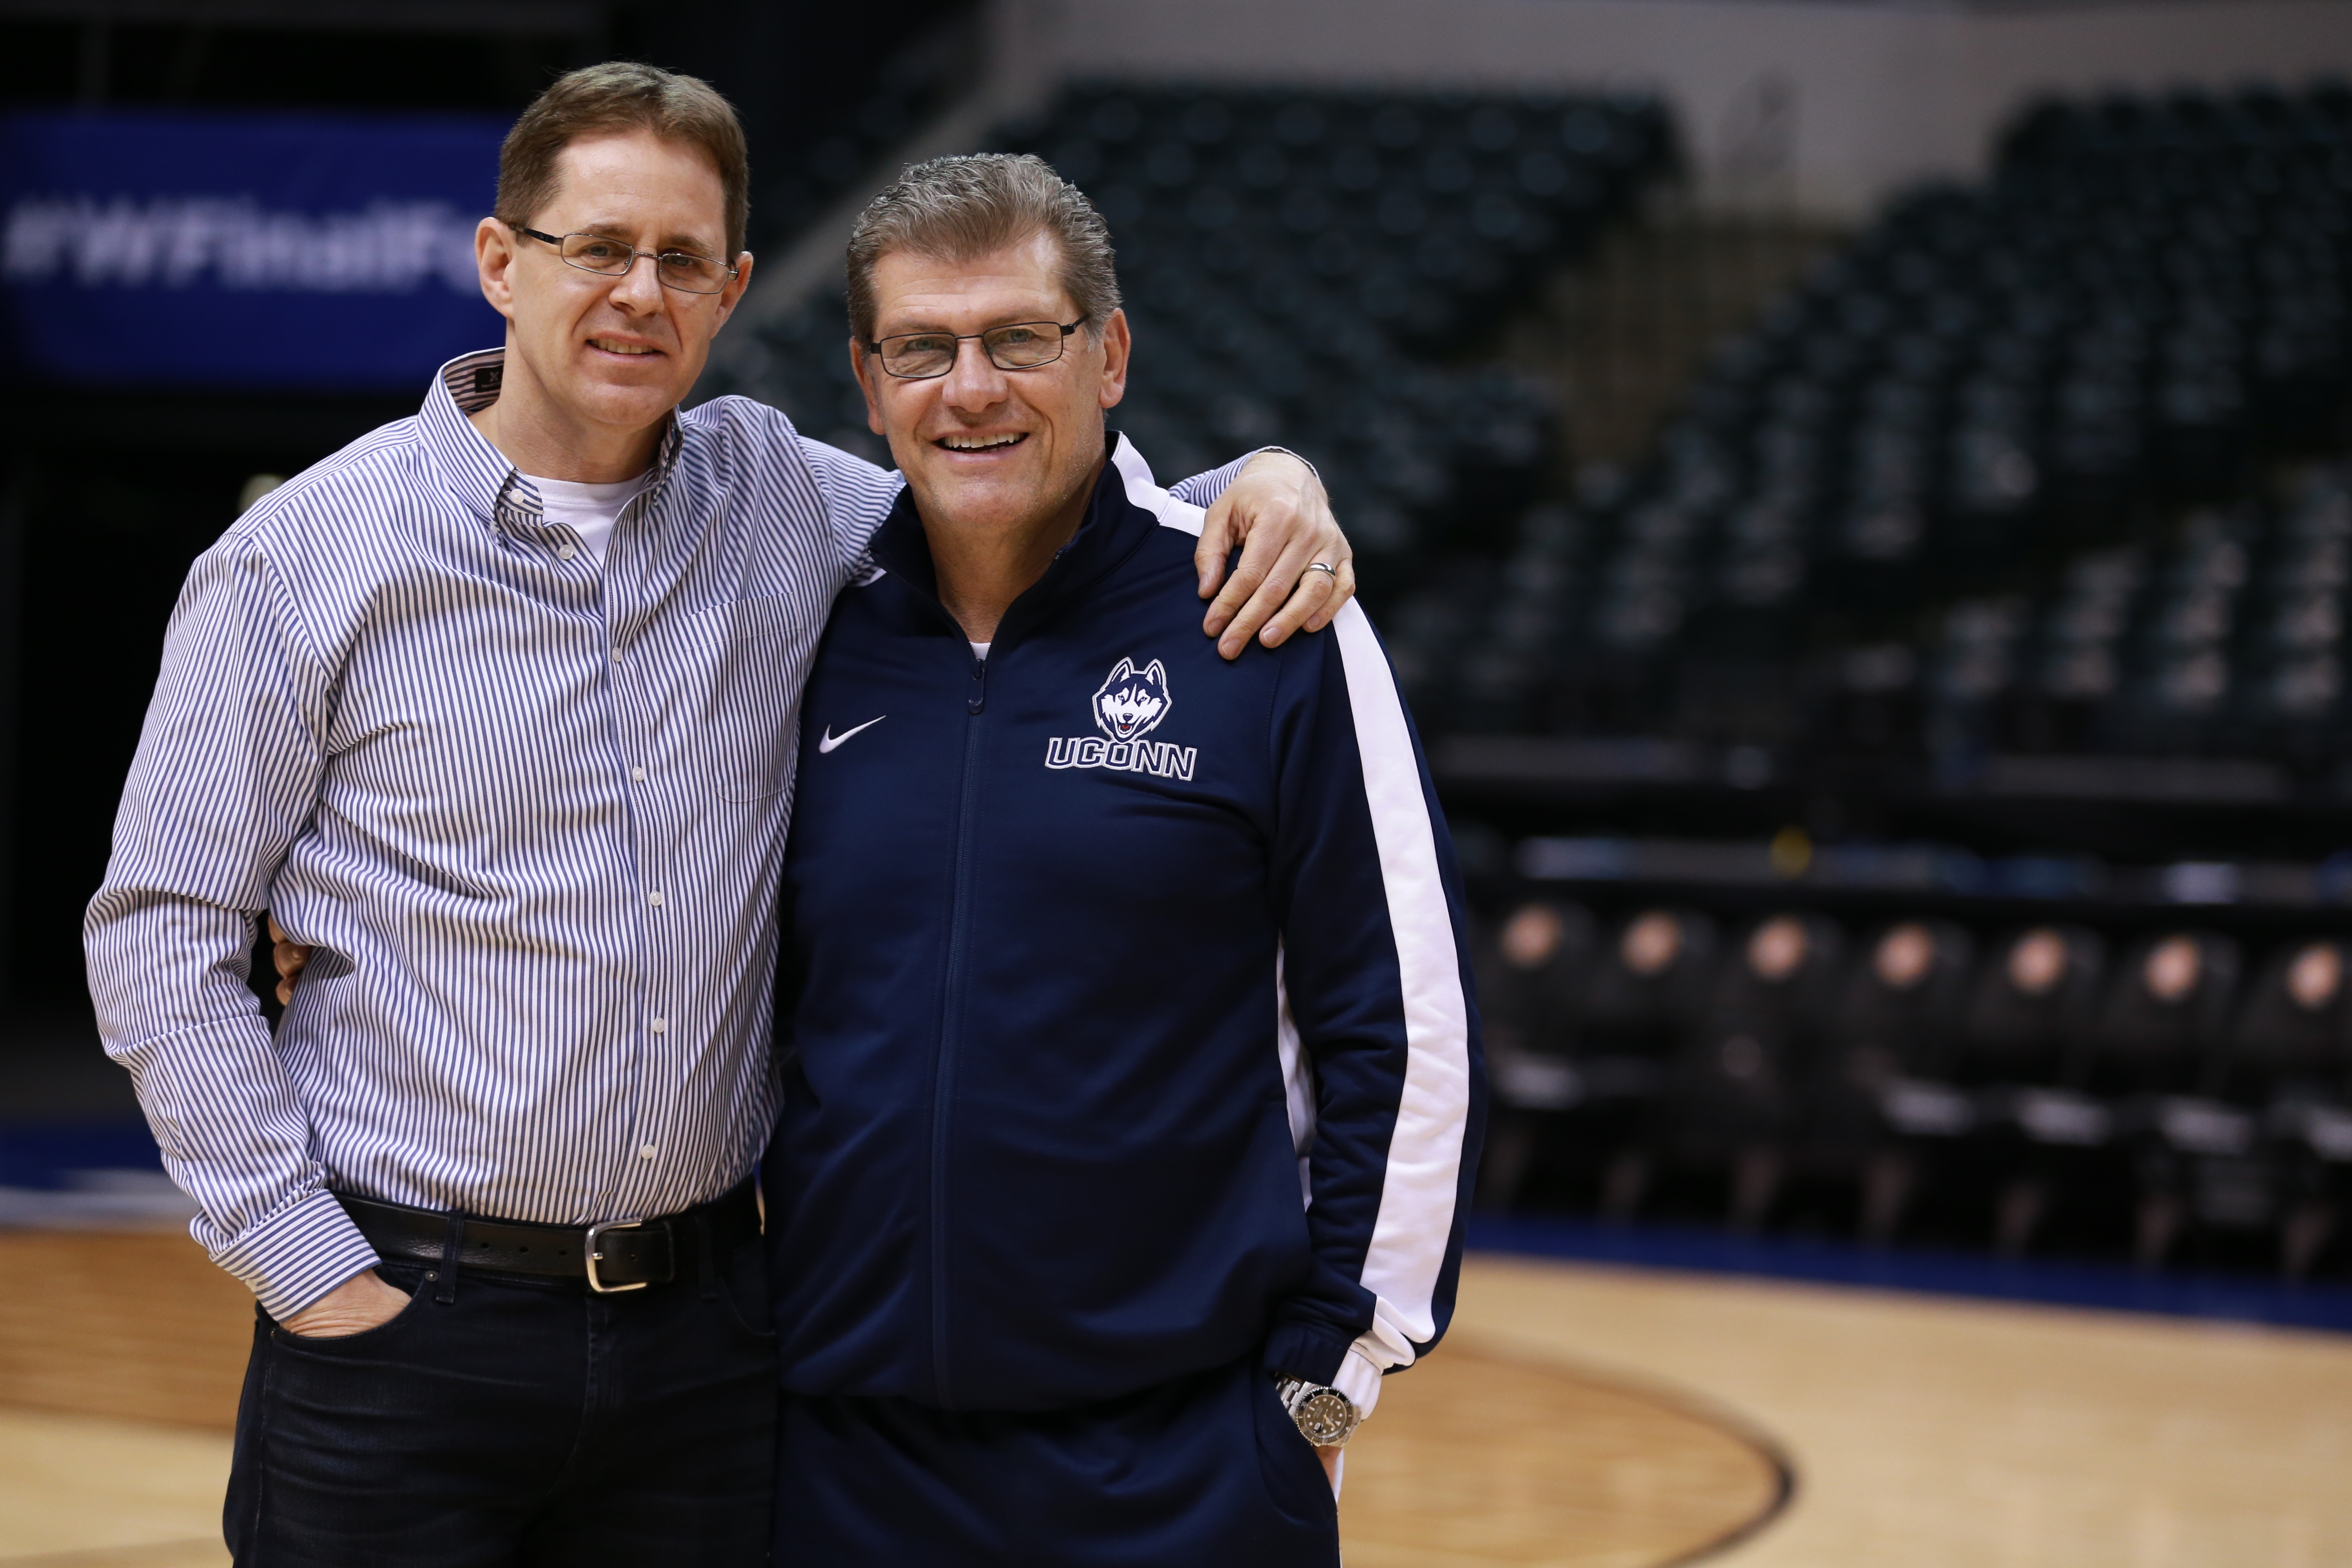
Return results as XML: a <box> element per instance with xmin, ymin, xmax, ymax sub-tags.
<box><xmin>497</xmin><ymin>61</ymin><xmax>751</xmax><ymax>259</ymax></box>
<box><xmin>846</xmin><ymin>153</ymin><xmax>1122</xmax><ymax>344</ymax></box>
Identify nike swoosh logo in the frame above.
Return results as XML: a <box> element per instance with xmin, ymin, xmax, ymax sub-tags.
<box><xmin>817</xmin><ymin>715</ymin><xmax>885</xmax><ymax>754</ymax></box>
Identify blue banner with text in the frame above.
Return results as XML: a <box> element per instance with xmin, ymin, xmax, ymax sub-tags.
<box><xmin>0</xmin><ymin>109</ymin><xmax>509</xmax><ymax>391</ymax></box>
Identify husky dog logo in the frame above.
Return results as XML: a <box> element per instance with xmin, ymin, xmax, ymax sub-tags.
<box><xmin>1046</xmin><ymin>656</ymin><xmax>1197</xmax><ymax>781</ymax></box>
<box><xmin>1093</xmin><ymin>657</ymin><xmax>1171</xmax><ymax>740</ymax></box>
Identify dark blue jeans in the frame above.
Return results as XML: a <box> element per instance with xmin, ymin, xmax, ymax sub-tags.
<box><xmin>225</xmin><ymin>1239</ymin><xmax>776</xmax><ymax>1567</ymax></box>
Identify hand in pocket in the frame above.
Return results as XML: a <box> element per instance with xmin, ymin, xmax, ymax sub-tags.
<box><xmin>279</xmin><ymin>1269</ymin><xmax>412</xmax><ymax>1338</ymax></box>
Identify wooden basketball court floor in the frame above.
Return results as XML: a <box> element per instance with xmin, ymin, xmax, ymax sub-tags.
<box><xmin>3</xmin><ymin>1230</ymin><xmax>2348</xmax><ymax>1567</ymax></box>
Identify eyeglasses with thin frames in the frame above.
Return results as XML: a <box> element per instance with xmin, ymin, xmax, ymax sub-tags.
<box><xmin>866</xmin><ymin>319</ymin><xmax>1087</xmax><ymax>380</ymax></box>
<box><xmin>512</xmin><ymin>224</ymin><xmax>739</xmax><ymax>295</ymax></box>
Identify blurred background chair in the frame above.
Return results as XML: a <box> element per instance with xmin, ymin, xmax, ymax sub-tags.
<box><xmin>2226</xmin><ymin>938</ymin><xmax>2352</xmax><ymax>1276</ymax></box>
<box><xmin>1473</xmin><ymin>898</ymin><xmax>1597</xmax><ymax>1207</ymax></box>
<box><xmin>1637</xmin><ymin>912</ymin><xmax>1843</xmax><ymax>1229</ymax></box>
<box><xmin>1954</xmin><ymin>926</ymin><xmax>2111</xmax><ymax>1254</ymax></box>
<box><xmin>2088</xmin><ymin>931</ymin><xmax>2244</xmax><ymax>1265</ymax></box>
<box><xmin>1810</xmin><ymin>918</ymin><xmax>1975</xmax><ymax>1241</ymax></box>
<box><xmin>1578</xmin><ymin>908</ymin><xmax>1721</xmax><ymax>1219</ymax></box>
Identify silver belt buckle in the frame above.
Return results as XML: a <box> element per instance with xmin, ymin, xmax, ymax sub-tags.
<box><xmin>584</xmin><ymin>1217</ymin><xmax>648</xmax><ymax>1294</ymax></box>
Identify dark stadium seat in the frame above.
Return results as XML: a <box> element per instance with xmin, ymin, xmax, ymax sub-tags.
<box><xmin>1657</xmin><ymin>912</ymin><xmax>1845</xmax><ymax>1228</ymax></box>
<box><xmin>2090</xmin><ymin>931</ymin><xmax>2242</xmax><ymax>1099</ymax></box>
<box><xmin>1475</xmin><ymin>898</ymin><xmax>1597</xmax><ymax>1066</ymax></box>
<box><xmin>1808</xmin><ymin>918</ymin><xmax>1976</xmax><ymax>1240</ymax></box>
<box><xmin>2229</xmin><ymin>938</ymin><xmax>2352</xmax><ymax>1104</ymax></box>
<box><xmin>2083</xmin><ymin>931</ymin><xmax>2245</xmax><ymax>1264</ymax></box>
<box><xmin>1959</xmin><ymin>925</ymin><xmax>2112</xmax><ymax>1254</ymax></box>
<box><xmin>1473</xmin><ymin>899</ymin><xmax>1597</xmax><ymax>1207</ymax></box>
<box><xmin>2226</xmin><ymin>938</ymin><xmax>2352</xmax><ymax>1275</ymax></box>
<box><xmin>1583</xmin><ymin>906</ymin><xmax>1721</xmax><ymax>1083</ymax></box>
<box><xmin>2237</xmin><ymin>470</ymin><xmax>2352</xmax><ymax>759</ymax></box>
<box><xmin>1580</xmin><ymin>907</ymin><xmax>1721</xmax><ymax>1218</ymax></box>
<box><xmin>1961</xmin><ymin>925</ymin><xmax>2108</xmax><ymax>1090</ymax></box>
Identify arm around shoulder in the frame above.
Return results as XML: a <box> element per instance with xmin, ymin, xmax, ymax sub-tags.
<box><xmin>1181</xmin><ymin>450</ymin><xmax>1354</xmax><ymax>658</ymax></box>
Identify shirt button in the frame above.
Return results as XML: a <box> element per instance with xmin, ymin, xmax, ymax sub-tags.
<box><xmin>637</xmin><ymin>1145</ymin><xmax>658</xmax><ymax>1160</ymax></box>
<box><xmin>631</xmin><ymin>766</ymin><xmax>647</xmax><ymax>781</ymax></box>
<box><xmin>650</xmin><ymin>1017</ymin><xmax>668</xmax><ymax>1034</ymax></box>
<box><xmin>648</xmin><ymin>890</ymin><xmax>666</xmax><ymax>907</ymax></box>
<box><xmin>558</xmin><ymin>544</ymin><xmax>577</xmax><ymax>561</ymax></box>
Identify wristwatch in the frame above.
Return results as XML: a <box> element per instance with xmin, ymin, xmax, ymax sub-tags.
<box><xmin>1274</xmin><ymin>1374</ymin><xmax>1362</xmax><ymax>1448</ymax></box>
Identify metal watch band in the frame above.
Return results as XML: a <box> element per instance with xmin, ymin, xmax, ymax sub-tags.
<box><xmin>1274</xmin><ymin>1373</ymin><xmax>1362</xmax><ymax>1448</ymax></box>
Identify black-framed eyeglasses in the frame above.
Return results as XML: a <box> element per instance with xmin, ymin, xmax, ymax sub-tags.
<box><xmin>513</xmin><ymin>224</ymin><xmax>739</xmax><ymax>294</ymax></box>
<box><xmin>866</xmin><ymin>319</ymin><xmax>1086</xmax><ymax>380</ymax></box>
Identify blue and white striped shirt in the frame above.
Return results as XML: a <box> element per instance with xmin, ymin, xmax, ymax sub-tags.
<box><xmin>84</xmin><ymin>350</ymin><xmax>1251</xmax><ymax>1318</ymax></box>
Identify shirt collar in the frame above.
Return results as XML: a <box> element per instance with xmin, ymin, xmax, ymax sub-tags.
<box><xmin>869</xmin><ymin>430</ymin><xmax>1156</xmax><ymax>646</ymax></box>
<box><xmin>418</xmin><ymin>348</ymin><xmax>686</xmax><ymax>539</ymax></box>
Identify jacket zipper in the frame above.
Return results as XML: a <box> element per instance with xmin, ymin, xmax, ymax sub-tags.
<box><xmin>929</xmin><ymin>649</ymin><xmax>989</xmax><ymax>1406</ymax></box>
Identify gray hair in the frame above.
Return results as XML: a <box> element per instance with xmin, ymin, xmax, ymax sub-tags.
<box><xmin>845</xmin><ymin>152</ymin><xmax>1122</xmax><ymax>345</ymax></box>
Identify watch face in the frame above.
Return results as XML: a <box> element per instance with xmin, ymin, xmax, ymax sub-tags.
<box><xmin>1294</xmin><ymin>1389</ymin><xmax>1358</xmax><ymax>1446</ymax></box>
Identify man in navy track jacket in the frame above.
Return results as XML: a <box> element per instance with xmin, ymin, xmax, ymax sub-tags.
<box><xmin>765</xmin><ymin>153</ymin><xmax>1485</xmax><ymax>1566</ymax></box>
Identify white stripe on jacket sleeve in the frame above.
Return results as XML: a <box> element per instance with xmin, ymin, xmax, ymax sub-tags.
<box><xmin>1331</xmin><ymin>599</ymin><xmax>1474</xmax><ymax>1375</ymax></box>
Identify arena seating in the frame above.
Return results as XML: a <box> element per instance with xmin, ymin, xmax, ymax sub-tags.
<box><xmin>755</xmin><ymin>32</ymin><xmax>971</xmax><ymax>245</ymax></box>
<box><xmin>1935</xmin><ymin>468</ymin><xmax>2352</xmax><ymax>770</ymax></box>
<box><xmin>1424</xmin><ymin>83</ymin><xmax>2352</xmax><ymax>755</ymax></box>
<box><xmin>1808</xmin><ymin>918</ymin><xmax>1976</xmax><ymax>1235</ymax></box>
<box><xmin>1475</xmin><ymin>896</ymin><xmax>2352</xmax><ymax>1274</ymax></box>
<box><xmin>1449</xmin><ymin>83</ymin><xmax>2352</xmax><ymax>1282</ymax></box>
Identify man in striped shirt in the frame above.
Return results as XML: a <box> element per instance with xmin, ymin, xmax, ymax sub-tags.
<box><xmin>83</xmin><ymin>64</ymin><xmax>1352</xmax><ymax>1568</ymax></box>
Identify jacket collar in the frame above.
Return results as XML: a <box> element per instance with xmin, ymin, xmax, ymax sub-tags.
<box><xmin>417</xmin><ymin>348</ymin><xmax>685</xmax><ymax>541</ymax></box>
<box><xmin>868</xmin><ymin>431</ymin><xmax>1162</xmax><ymax>648</ymax></box>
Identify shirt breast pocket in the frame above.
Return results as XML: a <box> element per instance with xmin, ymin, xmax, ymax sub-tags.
<box><xmin>676</xmin><ymin>593</ymin><xmax>812</xmax><ymax>803</ymax></box>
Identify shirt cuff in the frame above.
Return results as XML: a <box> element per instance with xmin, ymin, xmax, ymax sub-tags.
<box><xmin>207</xmin><ymin>1186</ymin><xmax>384</xmax><ymax>1321</ymax></box>
<box><xmin>1165</xmin><ymin>447</ymin><xmax>1323</xmax><ymax>511</ymax></box>
<box><xmin>1251</xmin><ymin>445</ymin><xmax>1321</xmax><ymax>485</ymax></box>
<box><xmin>1332</xmin><ymin>1344</ymin><xmax>1385</xmax><ymax>1419</ymax></box>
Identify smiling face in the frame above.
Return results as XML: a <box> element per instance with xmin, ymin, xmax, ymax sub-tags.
<box><xmin>852</xmin><ymin>230</ymin><xmax>1130</xmax><ymax>544</ymax></box>
<box><xmin>475</xmin><ymin>128</ymin><xmax>749</xmax><ymax>473</ymax></box>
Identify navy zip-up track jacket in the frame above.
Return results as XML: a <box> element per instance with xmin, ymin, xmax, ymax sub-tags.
<box><xmin>767</xmin><ymin>435</ymin><xmax>1485</xmax><ymax>1413</ymax></box>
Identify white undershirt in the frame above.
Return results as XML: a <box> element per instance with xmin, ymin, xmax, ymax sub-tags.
<box><xmin>970</xmin><ymin>642</ymin><xmax>991</xmax><ymax>661</ymax></box>
<box><xmin>528</xmin><ymin>471</ymin><xmax>653</xmax><ymax>566</ymax></box>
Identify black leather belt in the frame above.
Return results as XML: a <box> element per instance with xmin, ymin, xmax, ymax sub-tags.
<box><xmin>337</xmin><ymin>1179</ymin><xmax>762</xmax><ymax>1293</ymax></box>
